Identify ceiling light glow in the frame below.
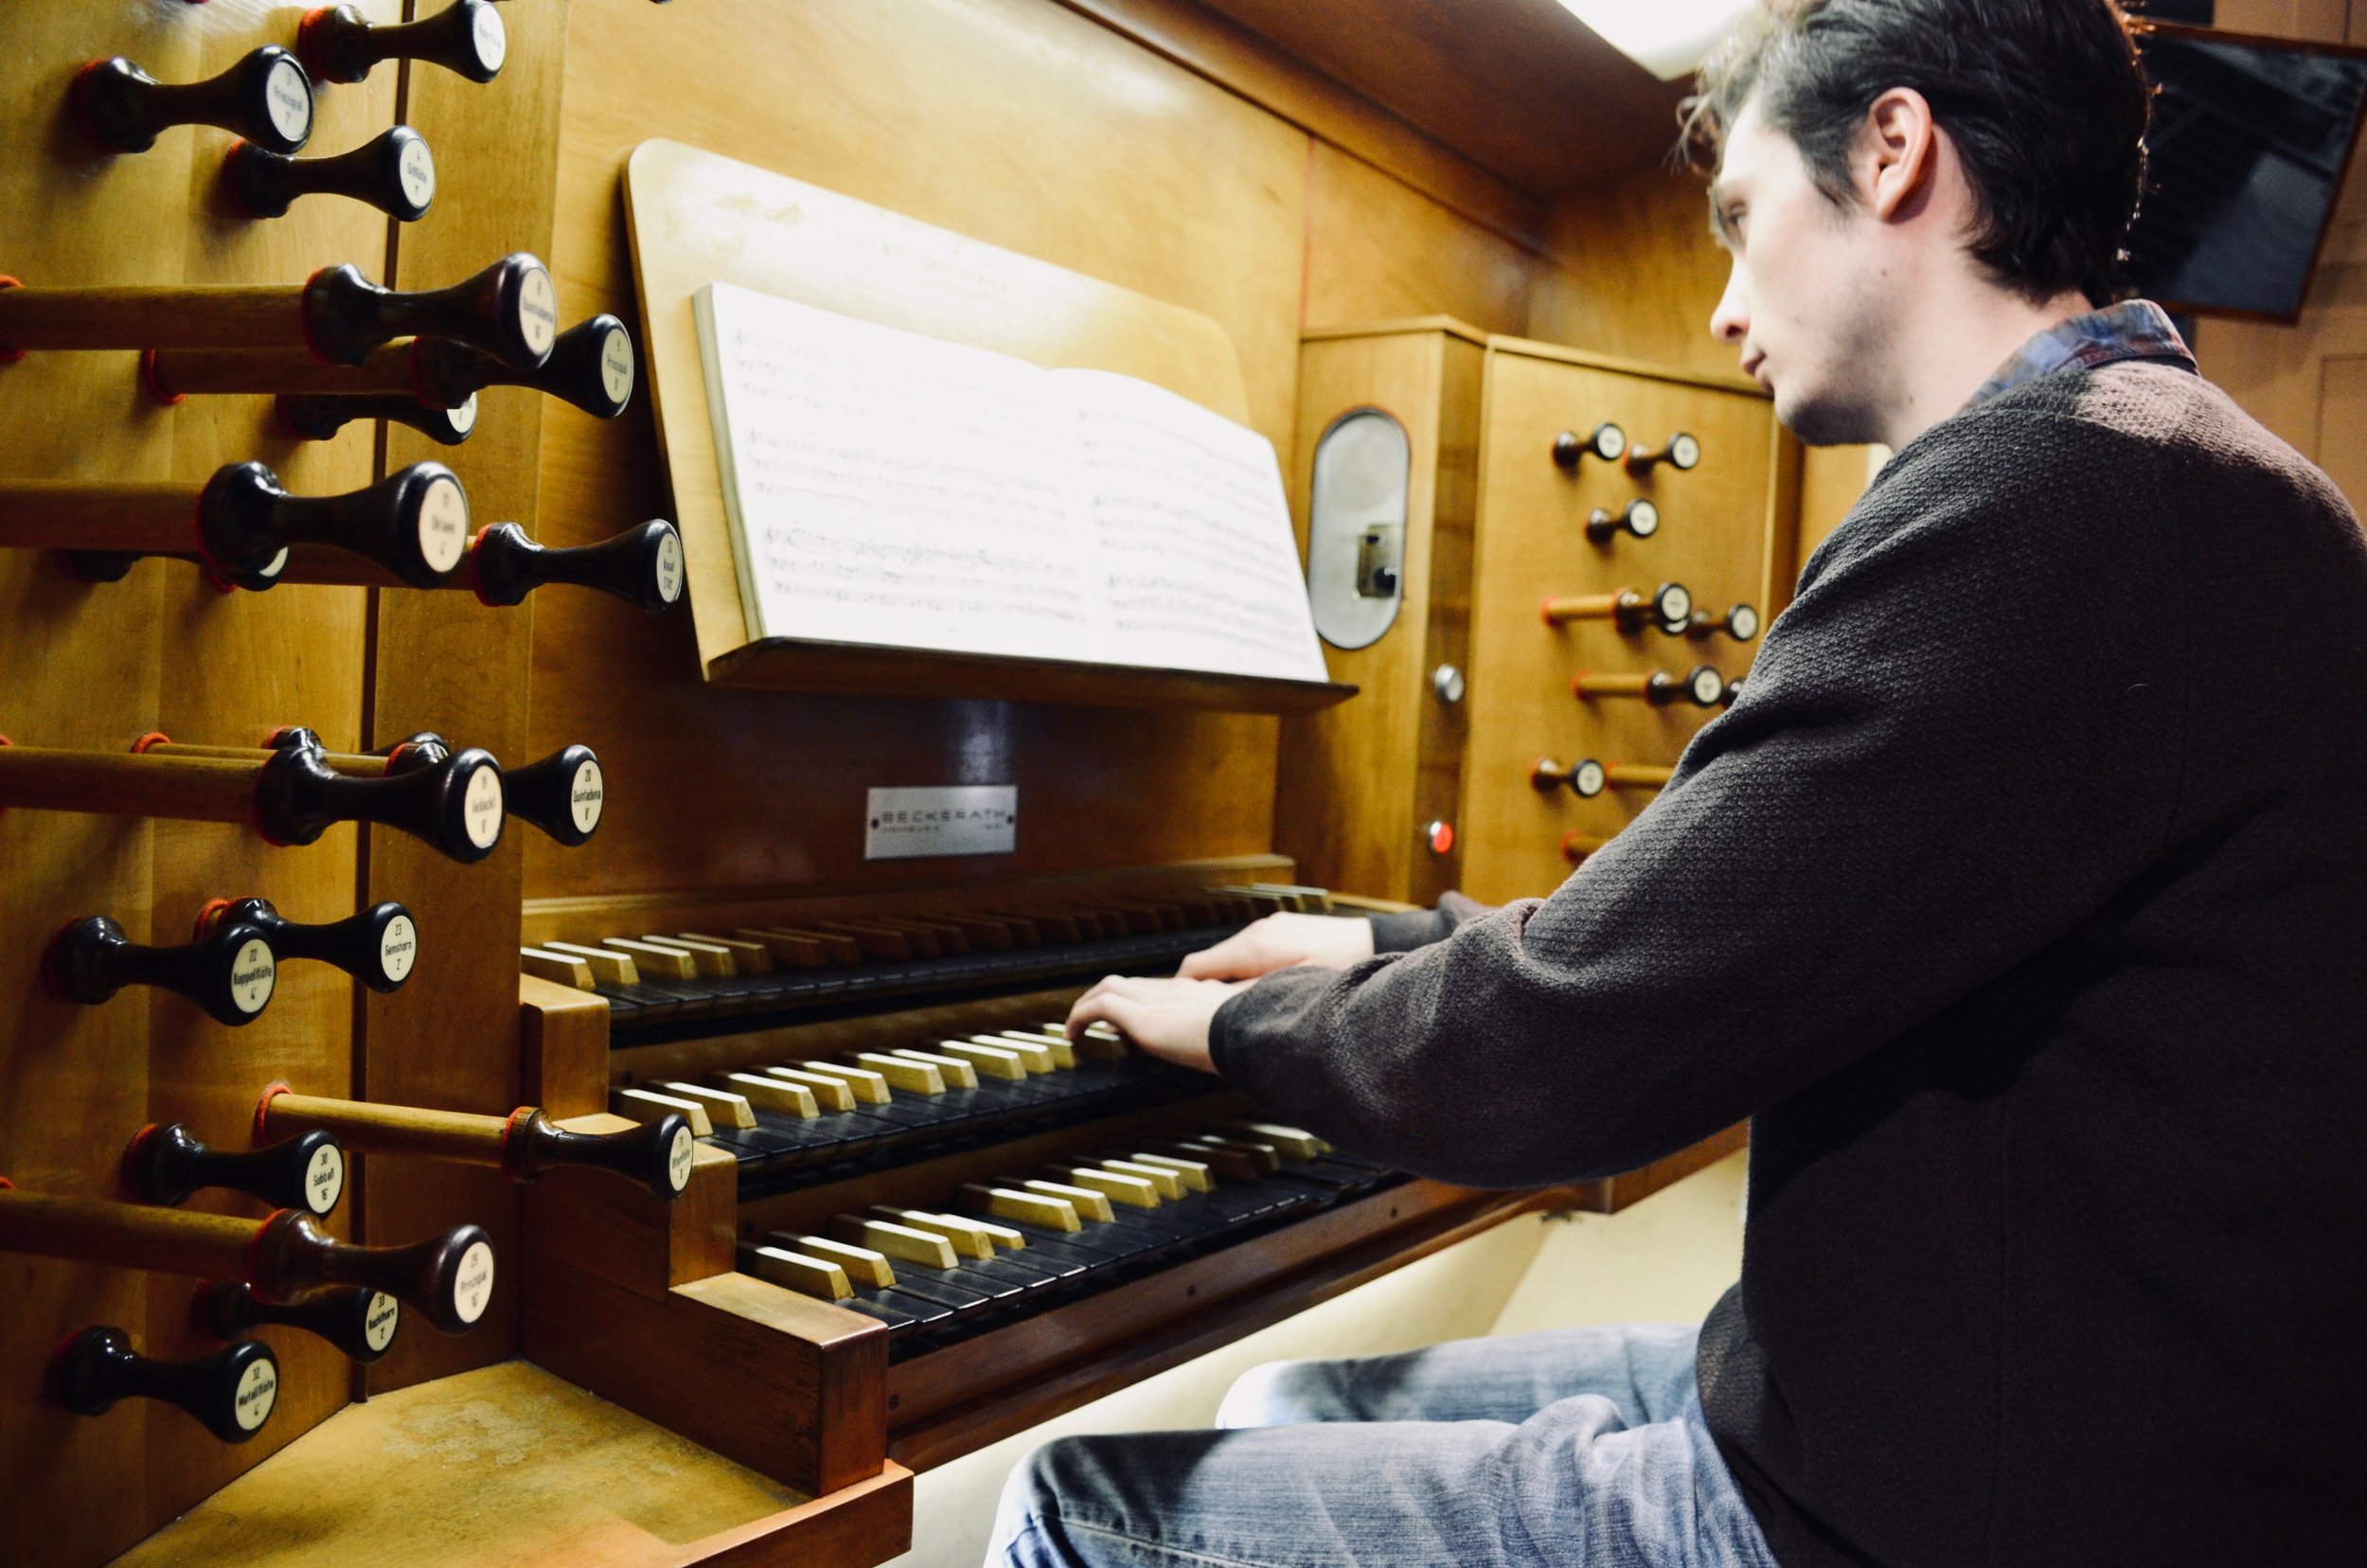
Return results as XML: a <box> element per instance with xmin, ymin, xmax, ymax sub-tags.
<box><xmin>1557</xmin><ymin>0</ymin><xmax>1756</xmax><ymax>81</ymax></box>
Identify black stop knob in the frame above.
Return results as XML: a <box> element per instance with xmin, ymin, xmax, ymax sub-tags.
<box><xmin>1584</xmin><ymin>498</ymin><xmax>1661</xmax><ymax>543</ymax></box>
<box><xmin>43</xmin><ymin>915</ymin><xmax>277</xmax><ymax>1026</ymax></box>
<box><xmin>301</xmin><ymin>254</ymin><xmax>556</xmax><ymax>370</ymax></box>
<box><xmin>197</xmin><ymin>896</ymin><xmax>418</xmax><ymax>993</ymax></box>
<box><xmin>1647</xmin><ymin>665</ymin><xmax>1727</xmax><ymax>708</ymax></box>
<box><xmin>73</xmin><ymin>46</ymin><xmax>314</xmax><ymax>157</ymax></box>
<box><xmin>1626</xmin><ymin>432</ymin><xmax>1701</xmax><ymax>475</ymax></box>
<box><xmin>55</xmin><ymin>1327</ymin><xmax>280</xmax><ymax>1444</ymax></box>
<box><xmin>471</xmin><ymin>521</ymin><xmax>683</xmax><ymax>613</ymax></box>
<box><xmin>504</xmin><ymin>1107</ymin><xmax>695</xmax><ymax>1202</ymax></box>
<box><xmin>253</xmin><ymin>744</ymin><xmax>505</xmax><ymax>864</ymax></box>
<box><xmin>501</xmin><ymin>744</ymin><xmax>604</xmax><ymax>846</ymax></box>
<box><xmin>198</xmin><ymin>1280</ymin><xmax>400</xmax><ymax>1365</ymax></box>
<box><xmin>298</xmin><ymin>0</ymin><xmax>507</xmax><ymax>86</ymax></box>
<box><xmin>277</xmin><ymin>390</ymin><xmax>477</xmax><ymax>447</ymax></box>
<box><xmin>257</xmin><ymin>1212</ymin><xmax>496</xmax><ymax>1337</ymax></box>
<box><xmin>412</xmin><ymin>312</ymin><xmax>637</xmax><ymax>419</ymax></box>
<box><xmin>1551</xmin><ymin>423</ymin><xmax>1627</xmax><ymax>471</ymax></box>
<box><xmin>1687</xmin><ymin>601</ymin><xmax>1761</xmax><ymax>643</ymax></box>
<box><xmin>194</xmin><ymin>460</ymin><xmax>472</xmax><ymax>589</ymax></box>
<box><xmin>224</xmin><ymin>125</ymin><xmax>436</xmax><ymax>223</ymax></box>
<box><xmin>127</xmin><ymin>1123</ymin><xmax>345</xmax><ymax>1217</ymax></box>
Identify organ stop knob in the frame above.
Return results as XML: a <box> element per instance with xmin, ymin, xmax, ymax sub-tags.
<box><xmin>1539</xmin><ymin>581</ymin><xmax>1692</xmax><ymax>633</ymax></box>
<box><xmin>1687</xmin><ymin>602</ymin><xmax>1761</xmax><ymax>642</ymax></box>
<box><xmin>44</xmin><ymin>913</ymin><xmax>277</xmax><ymax>1026</ymax></box>
<box><xmin>224</xmin><ymin>126</ymin><xmax>436</xmax><ymax>223</ymax></box>
<box><xmin>1551</xmin><ymin>423</ymin><xmax>1627</xmax><ymax>469</ymax></box>
<box><xmin>1573</xmin><ymin>665</ymin><xmax>1726</xmax><ymax>707</ymax></box>
<box><xmin>127</xmin><ymin>1122</ymin><xmax>345</xmax><ymax>1217</ymax></box>
<box><xmin>298</xmin><ymin>0</ymin><xmax>508</xmax><ymax>85</ymax></box>
<box><xmin>198</xmin><ymin>1281</ymin><xmax>400</xmax><ymax>1365</ymax></box>
<box><xmin>1584</xmin><ymin>499</ymin><xmax>1661</xmax><ymax>543</ymax></box>
<box><xmin>72</xmin><ymin>46</ymin><xmax>314</xmax><ymax>157</ymax></box>
<box><xmin>192</xmin><ymin>897</ymin><xmax>418</xmax><ymax>992</ymax></box>
<box><xmin>54</xmin><ymin>1327</ymin><xmax>279</xmax><ymax>1444</ymax></box>
<box><xmin>1625</xmin><ymin>432</ymin><xmax>1701</xmax><ymax>474</ymax></box>
<box><xmin>277</xmin><ymin>391</ymin><xmax>477</xmax><ymax>447</ymax></box>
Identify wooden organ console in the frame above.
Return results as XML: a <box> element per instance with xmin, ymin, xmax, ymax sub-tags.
<box><xmin>2</xmin><ymin>3</ymin><xmax>1785</xmax><ymax>1565</ymax></box>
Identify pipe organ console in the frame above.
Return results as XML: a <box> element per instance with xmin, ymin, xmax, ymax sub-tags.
<box><xmin>71</xmin><ymin>47</ymin><xmax>316</xmax><ymax>157</ymax></box>
<box><xmin>1</xmin><ymin>5</ymin><xmax>1785</xmax><ymax>1560</ymax></box>
<box><xmin>222</xmin><ymin>125</ymin><xmax>438</xmax><ymax>223</ymax></box>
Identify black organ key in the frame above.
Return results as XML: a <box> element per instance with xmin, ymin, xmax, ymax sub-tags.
<box><xmin>224</xmin><ymin>126</ymin><xmax>437</xmax><ymax>223</ymax></box>
<box><xmin>54</xmin><ymin>1327</ymin><xmax>279</xmax><ymax>1444</ymax></box>
<box><xmin>297</xmin><ymin>0</ymin><xmax>508</xmax><ymax>85</ymax></box>
<box><xmin>44</xmin><ymin>913</ymin><xmax>277</xmax><ymax>1026</ymax></box>
<box><xmin>73</xmin><ymin>46</ymin><xmax>314</xmax><ymax>157</ymax></box>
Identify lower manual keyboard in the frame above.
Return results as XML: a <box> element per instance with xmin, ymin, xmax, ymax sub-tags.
<box><xmin>738</xmin><ymin>1123</ymin><xmax>1393</xmax><ymax>1363</ymax></box>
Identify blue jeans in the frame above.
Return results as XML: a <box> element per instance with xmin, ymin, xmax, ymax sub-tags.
<box><xmin>987</xmin><ymin>1323</ymin><xmax>1777</xmax><ymax>1568</ymax></box>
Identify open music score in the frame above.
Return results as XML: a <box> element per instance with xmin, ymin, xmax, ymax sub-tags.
<box><xmin>256</xmin><ymin>1086</ymin><xmax>696</xmax><ymax>1203</ymax></box>
<box><xmin>0</xmin><ymin>1187</ymin><xmax>495</xmax><ymax>1336</ymax></box>
<box><xmin>148</xmin><ymin>312</ymin><xmax>639</xmax><ymax>421</ymax></box>
<box><xmin>693</xmin><ymin>282</ymin><xmax>1327</xmax><ymax>685</ymax></box>
<box><xmin>198</xmin><ymin>1281</ymin><xmax>400</xmax><ymax>1366</ymax></box>
<box><xmin>0</xmin><ymin>253</ymin><xmax>555</xmax><ymax>368</ymax></box>
<box><xmin>0</xmin><ymin>734</ymin><xmax>505</xmax><ymax>863</ymax></box>
<box><xmin>127</xmin><ymin>1122</ymin><xmax>346</xmax><ymax>1217</ymax></box>
<box><xmin>54</xmin><ymin>1327</ymin><xmax>280</xmax><ymax>1445</ymax></box>
<box><xmin>297</xmin><ymin>0</ymin><xmax>508</xmax><ymax>86</ymax></box>
<box><xmin>73</xmin><ymin>45</ymin><xmax>314</xmax><ymax>156</ymax></box>
<box><xmin>224</xmin><ymin>125</ymin><xmax>437</xmax><ymax>223</ymax></box>
<box><xmin>1540</xmin><ymin>582</ymin><xmax>1692</xmax><ymax>634</ymax></box>
<box><xmin>2</xmin><ymin>460</ymin><xmax>472</xmax><ymax>591</ymax></box>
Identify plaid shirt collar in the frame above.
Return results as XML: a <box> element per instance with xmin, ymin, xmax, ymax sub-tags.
<box><xmin>1967</xmin><ymin>298</ymin><xmax>2197</xmax><ymax>411</ymax></box>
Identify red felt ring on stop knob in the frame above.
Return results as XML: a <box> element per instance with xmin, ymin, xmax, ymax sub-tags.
<box><xmin>129</xmin><ymin>731</ymin><xmax>172</xmax><ymax>754</ymax></box>
<box><xmin>0</xmin><ymin>276</ymin><xmax>25</xmax><ymax>365</ymax></box>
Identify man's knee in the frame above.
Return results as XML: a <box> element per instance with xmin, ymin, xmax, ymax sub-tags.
<box><xmin>987</xmin><ymin>1437</ymin><xmax>1093</xmax><ymax>1566</ymax></box>
<box><xmin>1216</xmin><ymin>1357</ymin><xmax>1327</xmax><ymax>1428</ymax></box>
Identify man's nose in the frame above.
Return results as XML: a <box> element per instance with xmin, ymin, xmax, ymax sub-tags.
<box><xmin>1709</xmin><ymin>262</ymin><xmax>1749</xmax><ymax>346</ymax></box>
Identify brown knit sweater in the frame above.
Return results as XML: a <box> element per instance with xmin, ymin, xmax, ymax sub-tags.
<box><xmin>1211</xmin><ymin>361</ymin><xmax>2367</xmax><ymax>1567</ymax></box>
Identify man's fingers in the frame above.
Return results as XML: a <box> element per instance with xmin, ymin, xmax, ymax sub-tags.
<box><xmin>1066</xmin><ymin>975</ymin><xmax>1146</xmax><ymax>1036</ymax></box>
<box><xmin>1178</xmin><ymin>935</ymin><xmax>1259</xmax><ymax>980</ymax></box>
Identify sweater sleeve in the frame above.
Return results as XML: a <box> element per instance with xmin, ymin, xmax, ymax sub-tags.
<box><xmin>1364</xmin><ymin>891</ymin><xmax>1497</xmax><ymax>953</ymax></box>
<box><xmin>1210</xmin><ymin>408</ymin><xmax>2187</xmax><ymax>1186</ymax></box>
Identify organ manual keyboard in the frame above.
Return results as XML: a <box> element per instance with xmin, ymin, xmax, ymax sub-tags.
<box><xmin>510</xmin><ymin>863</ymin><xmax>1745</xmax><ymax>1493</ymax></box>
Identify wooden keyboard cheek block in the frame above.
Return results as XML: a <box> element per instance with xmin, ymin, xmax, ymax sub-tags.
<box><xmin>522</xmin><ymin>1124</ymin><xmax>889</xmax><ymax>1495</ymax></box>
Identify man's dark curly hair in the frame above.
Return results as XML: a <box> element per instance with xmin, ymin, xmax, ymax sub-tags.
<box><xmin>1682</xmin><ymin>0</ymin><xmax>2150</xmax><ymax>306</ymax></box>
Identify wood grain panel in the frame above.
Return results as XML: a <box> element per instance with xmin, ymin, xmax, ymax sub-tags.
<box><xmin>356</xmin><ymin>0</ymin><xmax>575</xmax><ymax>1397</ymax></box>
<box><xmin>524</xmin><ymin>0</ymin><xmax>1309</xmax><ymax>911</ymax></box>
<box><xmin>1304</xmin><ymin>145</ymin><xmax>1533</xmax><ymax>336</ymax></box>
<box><xmin>1530</xmin><ymin>167</ymin><xmax>1736</xmax><ymax>382</ymax></box>
<box><xmin>141</xmin><ymin>3</ymin><xmax>400</xmax><ymax>1524</ymax></box>
<box><xmin>1458</xmin><ymin>344</ymin><xmax>1777</xmax><ymax>903</ymax></box>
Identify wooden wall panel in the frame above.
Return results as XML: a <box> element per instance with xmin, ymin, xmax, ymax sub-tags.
<box><xmin>1529</xmin><ymin>167</ymin><xmax>1735</xmax><ymax>382</ymax></box>
<box><xmin>1458</xmin><ymin>348</ymin><xmax>1777</xmax><ymax>904</ymax></box>
<box><xmin>523</xmin><ymin>0</ymin><xmax>1314</xmax><ymax>912</ymax></box>
<box><xmin>1304</xmin><ymin>145</ymin><xmax>1533</xmax><ymax>336</ymax></box>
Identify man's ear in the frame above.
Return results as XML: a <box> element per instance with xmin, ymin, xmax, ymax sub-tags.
<box><xmin>1859</xmin><ymin>87</ymin><xmax>1938</xmax><ymax>222</ymax></box>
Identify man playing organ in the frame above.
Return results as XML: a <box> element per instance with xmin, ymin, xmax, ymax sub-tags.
<box><xmin>1008</xmin><ymin>2</ymin><xmax>2367</xmax><ymax>1565</ymax></box>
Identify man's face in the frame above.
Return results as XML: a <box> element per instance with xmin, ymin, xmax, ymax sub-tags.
<box><xmin>1708</xmin><ymin>99</ymin><xmax>1891</xmax><ymax>446</ymax></box>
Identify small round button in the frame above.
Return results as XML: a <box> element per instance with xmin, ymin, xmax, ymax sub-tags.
<box><xmin>1424</xmin><ymin>820</ymin><xmax>1455</xmax><ymax>855</ymax></box>
<box><xmin>1432</xmin><ymin>665</ymin><xmax>1466</xmax><ymax>704</ymax></box>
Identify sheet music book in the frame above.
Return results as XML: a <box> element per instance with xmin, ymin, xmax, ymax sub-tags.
<box><xmin>691</xmin><ymin>280</ymin><xmax>1328</xmax><ymax>684</ymax></box>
